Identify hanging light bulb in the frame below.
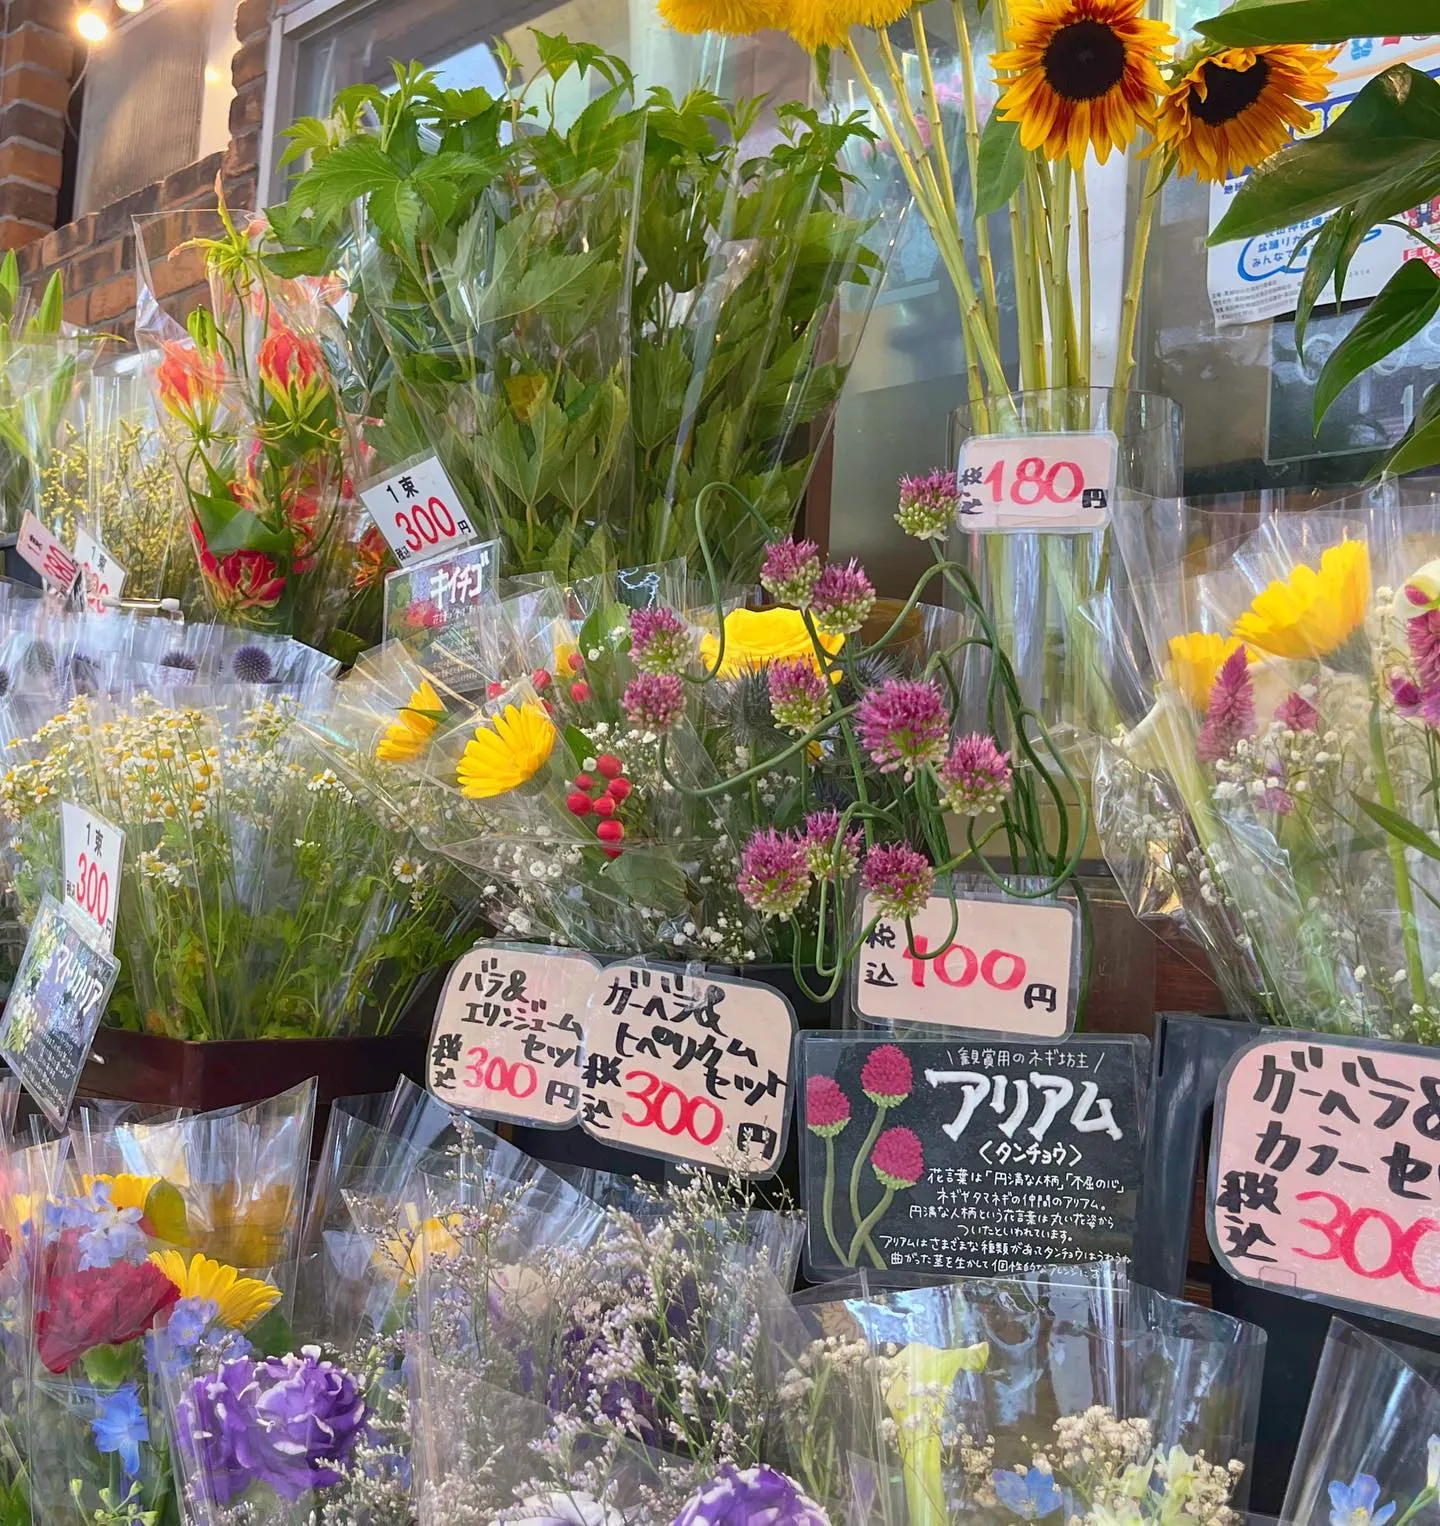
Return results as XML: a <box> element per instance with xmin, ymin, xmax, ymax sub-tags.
<box><xmin>116</xmin><ymin>0</ymin><xmax>143</xmax><ymax>13</ymax></box>
<box><xmin>74</xmin><ymin>5</ymin><xmax>109</xmax><ymax>39</ymax></box>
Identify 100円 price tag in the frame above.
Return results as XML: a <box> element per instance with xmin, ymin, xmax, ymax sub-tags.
<box><xmin>955</xmin><ymin>430</ymin><xmax>1118</xmax><ymax>532</ymax></box>
<box><xmin>360</xmin><ymin>455</ymin><xmax>478</xmax><ymax>567</ymax></box>
<box><xmin>61</xmin><ymin>800</ymin><xmax>124</xmax><ymax>953</ymax></box>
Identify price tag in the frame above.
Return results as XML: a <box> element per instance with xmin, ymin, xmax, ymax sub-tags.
<box><xmin>0</xmin><ymin>893</ymin><xmax>119</xmax><ymax>1133</ymax></box>
<box><xmin>854</xmin><ymin>890</ymin><xmax>1076</xmax><ymax>1040</ymax></box>
<box><xmin>73</xmin><ymin>529</ymin><xmax>126</xmax><ymax>615</ymax></box>
<box><xmin>427</xmin><ymin>943</ymin><xmax>598</xmax><ymax>1127</ymax></box>
<box><xmin>579</xmin><ymin>962</ymin><xmax>796</xmax><ymax>1178</ymax></box>
<box><xmin>360</xmin><ymin>455</ymin><xmax>478</xmax><ymax>567</ymax></box>
<box><xmin>61</xmin><ymin>800</ymin><xmax>124</xmax><ymax>953</ymax></box>
<box><xmin>16</xmin><ymin>511</ymin><xmax>80</xmax><ymax>595</ymax></box>
<box><xmin>955</xmin><ymin>430</ymin><xmax>1118</xmax><ymax>532</ymax></box>
<box><xmin>1210</xmin><ymin>1034</ymin><xmax>1440</xmax><ymax>1331</ymax></box>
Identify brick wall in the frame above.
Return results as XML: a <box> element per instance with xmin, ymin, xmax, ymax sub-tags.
<box><xmin>0</xmin><ymin>0</ymin><xmax>74</xmax><ymax>250</ymax></box>
<box><xmin>2</xmin><ymin>0</ymin><xmax>270</xmax><ymax>335</ymax></box>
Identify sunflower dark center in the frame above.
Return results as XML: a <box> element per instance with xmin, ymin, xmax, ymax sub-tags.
<box><xmin>1190</xmin><ymin>55</ymin><xmax>1270</xmax><ymax>125</ymax></box>
<box><xmin>1041</xmin><ymin>20</ymin><xmax>1128</xmax><ymax>101</ymax></box>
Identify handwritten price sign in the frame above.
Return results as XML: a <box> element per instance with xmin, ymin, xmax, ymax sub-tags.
<box><xmin>361</xmin><ymin>455</ymin><xmax>478</xmax><ymax>567</ymax></box>
<box><xmin>427</xmin><ymin>943</ymin><xmax>597</xmax><ymax>1127</ymax></box>
<box><xmin>854</xmin><ymin>892</ymin><xmax>1076</xmax><ymax>1039</ymax></box>
<box><xmin>16</xmin><ymin>512</ymin><xmax>79</xmax><ymax>595</ymax></box>
<box><xmin>955</xmin><ymin>430</ymin><xmax>1118</xmax><ymax>533</ymax></box>
<box><xmin>73</xmin><ymin>529</ymin><xmax>126</xmax><ymax>616</ymax></box>
<box><xmin>60</xmin><ymin>801</ymin><xmax>124</xmax><ymax>954</ymax></box>
<box><xmin>580</xmin><ymin>963</ymin><xmax>796</xmax><ymax>1177</ymax></box>
<box><xmin>1210</xmin><ymin>1034</ymin><xmax>1440</xmax><ymax>1329</ymax></box>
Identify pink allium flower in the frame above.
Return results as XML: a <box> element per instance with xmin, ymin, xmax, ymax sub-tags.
<box><xmin>860</xmin><ymin>1043</ymin><xmax>913</xmax><ymax>1107</ymax></box>
<box><xmin>1196</xmin><ymin>647</ymin><xmax>1256</xmax><ymax>764</ymax></box>
<box><xmin>629</xmin><ymin>608</ymin><xmax>690</xmax><ymax>675</ymax></box>
<box><xmin>760</xmin><ymin>540</ymin><xmax>822</xmax><ymax>609</ymax></box>
<box><xmin>803</xmin><ymin>808</ymin><xmax>862</xmax><ymax>880</ymax></box>
<box><xmin>862</xmin><ymin>842</ymin><xmax>935</xmax><ymax>920</ymax></box>
<box><xmin>769</xmin><ymin>658</ymin><xmax>828</xmax><ymax>734</ymax></box>
<box><xmin>1393</xmin><ymin>674</ymin><xmax>1424</xmax><ymax>715</ymax></box>
<box><xmin>896</xmin><ymin>470</ymin><xmax>959</xmax><ymax>540</ymax></box>
<box><xmin>936</xmin><ymin>733</ymin><xmax>1012</xmax><ymax>815</ymax></box>
<box><xmin>1276</xmin><ymin>690</ymin><xmax>1319</xmax><ymax>732</ymax></box>
<box><xmin>736</xmin><ymin>828</ymin><xmax>811</xmax><ymax>919</ymax></box>
<box><xmin>806</xmin><ymin>1075</ymin><xmax>852</xmax><ymax>1137</ymax></box>
<box><xmin>871</xmin><ymin>1125</ymin><xmax>925</xmax><ymax>1190</ymax></box>
<box><xmin>858</xmin><ymin>679</ymin><xmax>949</xmax><ymax>777</ymax></box>
<box><xmin>622</xmin><ymin>672</ymin><xmax>686</xmax><ymax>732</ymax></box>
<box><xmin>811</xmin><ymin>559</ymin><xmax>876</xmax><ymax>637</ymax></box>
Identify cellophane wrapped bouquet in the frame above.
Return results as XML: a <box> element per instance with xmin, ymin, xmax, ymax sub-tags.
<box><xmin>266</xmin><ymin>35</ymin><xmax>893</xmax><ymax>584</ymax></box>
<box><xmin>137</xmin><ymin>204</ymin><xmax>388</xmax><ymax>659</ymax></box>
<box><xmin>18</xmin><ymin>1085</ymin><xmax>312</xmax><ymax>1526</ymax></box>
<box><xmin>1097</xmin><ymin>491</ymin><xmax>1440</xmax><ymax>1038</ymax></box>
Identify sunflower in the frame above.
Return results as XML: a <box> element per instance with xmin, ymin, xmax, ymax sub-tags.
<box><xmin>699</xmin><ymin>608</ymin><xmax>845</xmax><ymax>680</ymax></box>
<box><xmin>148</xmin><ymin>1250</ymin><xmax>281</xmax><ymax>1329</ymax></box>
<box><xmin>658</xmin><ymin>0</ymin><xmax>782</xmax><ymax>32</ymax></box>
<box><xmin>376</xmin><ymin>679</ymin><xmax>445</xmax><ymax>764</ymax></box>
<box><xmin>993</xmin><ymin>0</ymin><xmax>1174</xmax><ymax>168</ymax></box>
<box><xmin>1232</xmin><ymin>540</ymin><xmax>1371</xmax><ymax>661</ymax></box>
<box><xmin>457</xmin><ymin>702</ymin><xmax>556</xmax><ymax>800</ymax></box>
<box><xmin>1154</xmin><ymin>44</ymin><xmax>1338</xmax><ymax>183</ymax></box>
<box><xmin>83</xmin><ymin>1173</ymin><xmax>161</xmax><ymax>1213</ymax></box>
<box><xmin>1166</xmin><ymin>632</ymin><xmax>1252</xmax><ymax>710</ymax></box>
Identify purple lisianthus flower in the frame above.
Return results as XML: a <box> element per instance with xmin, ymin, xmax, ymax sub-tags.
<box><xmin>495</xmin><ymin>1492</ymin><xmax>624</xmax><ymax>1526</ymax></box>
<box><xmin>759</xmin><ymin>540</ymin><xmax>822</xmax><ymax>609</ymax></box>
<box><xmin>811</xmin><ymin>560</ymin><xmax>875</xmax><ymax>637</ymax></box>
<box><xmin>670</xmin><ymin>1465</ymin><xmax>830</xmax><ymax>1526</ymax></box>
<box><xmin>628</xmin><ymin>608</ymin><xmax>691</xmax><ymax>675</ymax></box>
<box><xmin>736</xmin><ymin>829</ymin><xmax>811</xmax><ymax>919</ymax></box>
<box><xmin>857</xmin><ymin>679</ymin><xmax>949</xmax><ymax>777</ymax></box>
<box><xmin>91</xmin><ymin>1383</ymin><xmax>149</xmax><ymax>1478</ymax></box>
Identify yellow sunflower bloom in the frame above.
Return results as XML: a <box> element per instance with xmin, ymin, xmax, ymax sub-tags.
<box><xmin>149</xmin><ymin>1251</ymin><xmax>281</xmax><ymax>1329</ymax></box>
<box><xmin>993</xmin><ymin>0</ymin><xmax>1174</xmax><ymax>168</ymax></box>
<box><xmin>698</xmin><ymin>607</ymin><xmax>844</xmax><ymax>680</ymax></box>
<box><xmin>1154</xmin><ymin>44</ymin><xmax>1339</xmax><ymax>184</ymax></box>
<box><xmin>376</xmin><ymin>680</ymin><xmax>445</xmax><ymax>764</ymax></box>
<box><xmin>1233</xmin><ymin>540</ymin><xmax>1371</xmax><ymax>660</ymax></box>
<box><xmin>658</xmin><ymin>0</ymin><xmax>783</xmax><ymax>33</ymax></box>
<box><xmin>83</xmin><ymin>1174</ymin><xmax>161</xmax><ymax>1213</ymax></box>
<box><xmin>1166</xmin><ymin>632</ymin><xmax>1252</xmax><ymax>710</ymax></box>
<box><xmin>456</xmin><ymin>702</ymin><xmax>556</xmax><ymax>800</ymax></box>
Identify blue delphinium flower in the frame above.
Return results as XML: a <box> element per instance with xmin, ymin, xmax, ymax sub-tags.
<box><xmin>91</xmin><ymin>1384</ymin><xmax>149</xmax><ymax>1477</ymax></box>
<box><xmin>993</xmin><ymin>1466</ymin><xmax>1064</xmax><ymax>1519</ymax></box>
<box><xmin>1329</xmin><ymin>1475</ymin><xmax>1397</xmax><ymax>1526</ymax></box>
<box><xmin>78</xmin><ymin>1210</ymin><xmax>148</xmax><ymax>1271</ymax></box>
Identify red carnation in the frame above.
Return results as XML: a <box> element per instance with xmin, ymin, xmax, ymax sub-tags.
<box><xmin>806</xmin><ymin>1075</ymin><xmax>852</xmax><ymax>1137</ymax></box>
<box><xmin>871</xmin><ymin>1126</ymin><xmax>925</xmax><ymax>1190</ymax></box>
<box><xmin>0</xmin><ymin>1227</ymin><xmax>11</xmax><ymax>1276</ymax></box>
<box><xmin>37</xmin><ymin>1258</ymin><xmax>180</xmax><ymax>1373</ymax></box>
<box><xmin>861</xmin><ymin>1044</ymin><xmax>912</xmax><ymax>1107</ymax></box>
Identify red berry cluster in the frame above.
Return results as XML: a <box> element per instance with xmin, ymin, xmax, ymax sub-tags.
<box><xmin>566</xmin><ymin>753</ymin><xmax>632</xmax><ymax>858</ymax></box>
<box><xmin>566</xmin><ymin>651</ymin><xmax>591</xmax><ymax>704</ymax></box>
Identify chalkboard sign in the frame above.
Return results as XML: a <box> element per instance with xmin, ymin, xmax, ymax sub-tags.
<box><xmin>799</xmin><ymin>1033</ymin><xmax>1148</xmax><ymax>1280</ymax></box>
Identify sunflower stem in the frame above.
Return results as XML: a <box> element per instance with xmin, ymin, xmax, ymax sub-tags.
<box><xmin>912</xmin><ymin>9</ymin><xmax>958</xmax><ymax>228</ymax></box>
<box><xmin>951</xmin><ymin>1</ymin><xmax>1000</xmax><ymax>337</ymax></box>
<box><xmin>1113</xmin><ymin>149</ymin><xmax>1170</xmax><ymax>402</ymax></box>
<box><xmin>1075</xmin><ymin>166</ymin><xmax>1092</xmax><ymax>392</ymax></box>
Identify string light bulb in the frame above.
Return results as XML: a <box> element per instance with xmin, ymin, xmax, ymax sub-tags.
<box><xmin>74</xmin><ymin>5</ymin><xmax>108</xmax><ymax>39</ymax></box>
<box><xmin>116</xmin><ymin>0</ymin><xmax>143</xmax><ymax>12</ymax></box>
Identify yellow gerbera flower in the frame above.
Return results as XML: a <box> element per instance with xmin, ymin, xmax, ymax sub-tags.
<box><xmin>657</xmin><ymin>0</ymin><xmax>783</xmax><ymax>34</ymax></box>
<box><xmin>993</xmin><ymin>0</ymin><xmax>1175</xmax><ymax>168</ymax></box>
<box><xmin>1154</xmin><ymin>44</ymin><xmax>1339</xmax><ymax>184</ymax></box>
<box><xmin>149</xmin><ymin>1250</ymin><xmax>281</xmax><ymax>1329</ymax></box>
<box><xmin>377</xmin><ymin>1207</ymin><xmax>462</xmax><ymax>1281</ymax></box>
<box><xmin>698</xmin><ymin>607</ymin><xmax>844</xmax><ymax>680</ymax></box>
<box><xmin>1232</xmin><ymin>540</ymin><xmax>1371</xmax><ymax>660</ymax></box>
<box><xmin>83</xmin><ymin>1174</ymin><xmax>161</xmax><ymax>1213</ymax></box>
<box><xmin>456</xmin><ymin>702</ymin><xmax>556</xmax><ymax>800</ymax></box>
<box><xmin>376</xmin><ymin>680</ymin><xmax>445</xmax><ymax>764</ymax></box>
<box><xmin>1166</xmin><ymin>632</ymin><xmax>1251</xmax><ymax>710</ymax></box>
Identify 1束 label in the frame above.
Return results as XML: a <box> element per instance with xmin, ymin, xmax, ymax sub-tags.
<box><xmin>61</xmin><ymin>800</ymin><xmax>124</xmax><ymax>953</ymax></box>
<box><xmin>955</xmin><ymin>430</ymin><xmax>1118</xmax><ymax>532</ymax></box>
<box><xmin>360</xmin><ymin>455</ymin><xmax>477</xmax><ymax>566</ymax></box>
<box><xmin>73</xmin><ymin>529</ymin><xmax>126</xmax><ymax>615</ymax></box>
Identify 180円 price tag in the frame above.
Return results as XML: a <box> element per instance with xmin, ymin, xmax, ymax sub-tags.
<box><xmin>955</xmin><ymin>430</ymin><xmax>1118</xmax><ymax>532</ymax></box>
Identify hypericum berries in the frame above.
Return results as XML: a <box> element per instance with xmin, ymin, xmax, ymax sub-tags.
<box><xmin>596</xmin><ymin>754</ymin><xmax>623</xmax><ymax>780</ymax></box>
<box><xmin>569</xmin><ymin>757</ymin><xmax>631</xmax><ymax>857</ymax></box>
<box><xmin>570</xmin><ymin>680</ymin><xmax>591</xmax><ymax>704</ymax></box>
<box><xmin>597</xmin><ymin>819</ymin><xmax>624</xmax><ymax>843</ymax></box>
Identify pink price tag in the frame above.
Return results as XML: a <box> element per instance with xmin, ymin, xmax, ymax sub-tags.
<box><xmin>854</xmin><ymin>893</ymin><xmax>1075</xmax><ymax>1038</ymax></box>
<box><xmin>955</xmin><ymin>430</ymin><xmax>1118</xmax><ymax>532</ymax></box>
<box><xmin>360</xmin><ymin>455</ymin><xmax>478</xmax><ymax>567</ymax></box>
<box><xmin>16</xmin><ymin>512</ymin><xmax>79</xmax><ymax>594</ymax></box>
<box><xmin>1211</xmin><ymin>1035</ymin><xmax>1440</xmax><ymax>1327</ymax></box>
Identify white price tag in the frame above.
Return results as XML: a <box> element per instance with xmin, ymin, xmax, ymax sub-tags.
<box><xmin>73</xmin><ymin>529</ymin><xmax>127</xmax><ymax>615</ymax></box>
<box><xmin>61</xmin><ymin>800</ymin><xmax>124</xmax><ymax>953</ymax></box>
<box><xmin>955</xmin><ymin>430</ymin><xmax>1118</xmax><ymax>532</ymax></box>
<box><xmin>16</xmin><ymin>511</ymin><xmax>79</xmax><ymax>594</ymax></box>
<box><xmin>360</xmin><ymin>455</ymin><xmax>477</xmax><ymax>567</ymax></box>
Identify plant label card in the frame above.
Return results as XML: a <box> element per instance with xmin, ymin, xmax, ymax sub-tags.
<box><xmin>0</xmin><ymin>894</ymin><xmax>120</xmax><ymax>1133</ymax></box>
<box><xmin>853</xmin><ymin>892</ymin><xmax>1076</xmax><ymax>1039</ymax></box>
<box><xmin>73</xmin><ymin>529</ymin><xmax>126</xmax><ymax>616</ymax></box>
<box><xmin>1210</xmin><ymin>1033</ymin><xmax>1440</xmax><ymax>1332</ymax></box>
<box><xmin>361</xmin><ymin>454</ymin><xmax>479</xmax><ymax>567</ymax></box>
<box><xmin>579</xmin><ymin>962</ymin><xmax>796</xmax><ymax>1178</ymax></box>
<box><xmin>955</xmin><ymin>431</ymin><xmax>1118</xmax><ymax>533</ymax></box>
<box><xmin>16</xmin><ymin>512</ymin><xmax>80</xmax><ymax>597</ymax></box>
<box><xmin>383</xmin><ymin>539</ymin><xmax>500</xmax><ymax>694</ymax></box>
<box><xmin>60</xmin><ymin>801</ymin><xmax>124</xmax><ymax>953</ymax></box>
<box><xmin>428</xmin><ymin>943</ymin><xmax>598</xmax><ymax>1128</ymax></box>
<box><xmin>799</xmin><ymin>1034</ymin><xmax>1147</xmax><ymax>1280</ymax></box>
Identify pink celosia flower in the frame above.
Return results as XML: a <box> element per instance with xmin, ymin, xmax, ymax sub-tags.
<box><xmin>1196</xmin><ymin>647</ymin><xmax>1256</xmax><ymax>764</ymax></box>
<box><xmin>1409</xmin><ymin>607</ymin><xmax>1440</xmax><ymax>697</ymax></box>
<box><xmin>857</xmin><ymin>679</ymin><xmax>949</xmax><ymax>777</ymax></box>
<box><xmin>622</xmin><ymin>672</ymin><xmax>686</xmax><ymax>732</ymax></box>
<box><xmin>936</xmin><ymin>733</ymin><xmax>1012</xmax><ymax>814</ymax></box>
<box><xmin>1394</xmin><ymin>674</ymin><xmax>1425</xmax><ymax>715</ymax></box>
<box><xmin>812</xmin><ymin>559</ymin><xmax>876</xmax><ymax>637</ymax></box>
<box><xmin>896</xmin><ymin>470</ymin><xmax>959</xmax><ymax>540</ymax></box>
<box><xmin>1275</xmin><ymin>690</ymin><xmax>1319</xmax><ymax>732</ymax></box>
<box><xmin>871</xmin><ymin>1126</ymin><xmax>925</xmax><ymax>1189</ymax></box>
<box><xmin>769</xmin><ymin>658</ymin><xmax>828</xmax><ymax>734</ymax></box>
<box><xmin>860</xmin><ymin>1043</ymin><xmax>913</xmax><ymax>1107</ymax></box>
<box><xmin>861</xmin><ymin>842</ymin><xmax>935</xmax><ymax>920</ymax></box>
<box><xmin>806</xmin><ymin>1075</ymin><xmax>852</xmax><ymax>1137</ymax></box>
<box><xmin>628</xmin><ymin>608</ymin><xmax>690</xmax><ymax>675</ymax></box>
<box><xmin>802</xmin><ymin>809</ymin><xmax>862</xmax><ymax>880</ymax></box>
<box><xmin>759</xmin><ymin>540</ymin><xmax>822</xmax><ymax>609</ymax></box>
<box><xmin>736</xmin><ymin>829</ymin><xmax>811</xmax><ymax>919</ymax></box>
